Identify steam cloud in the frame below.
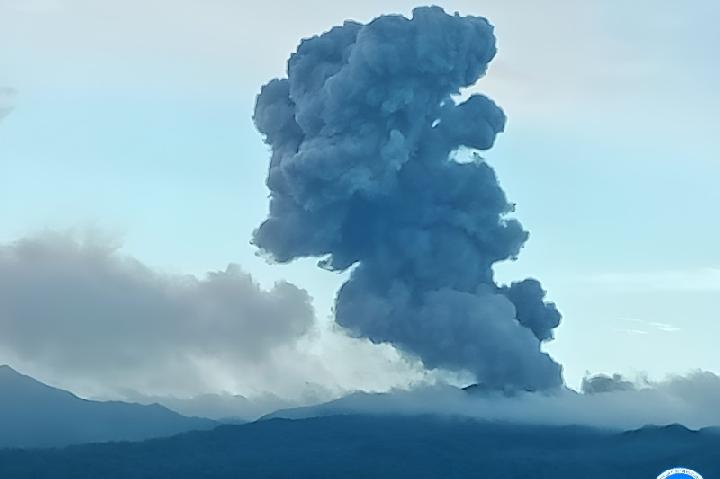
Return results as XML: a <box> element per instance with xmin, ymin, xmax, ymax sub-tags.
<box><xmin>0</xmin><ymin>232</ymin><xmax>314</xmax><ymax>396</ymax></box>
<box><xmin>269</xmin><ymin>371</ymin><xmax>720</xmax><ymax>430</ymax></box>
<box><xmin>253</xmin><ymin>6</ymin><xmax>562</xmax><ymax>390</ymax></box>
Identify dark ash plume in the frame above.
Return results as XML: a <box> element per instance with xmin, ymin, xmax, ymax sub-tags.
<box><xmin>581</xmin><ymin>374</ymin><xmax>636</xmax><ymax>395</ymax></box>
<box><xmin>253</xmin><ymin>7</ymin><xmax>563</xmax><ymax>390</ymax></box>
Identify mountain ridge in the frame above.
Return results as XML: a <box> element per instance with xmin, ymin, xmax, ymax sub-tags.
<box><xmin>0</xmin><ymin>365</ymin><xmax>217</xmax><ymax>448</ymax></box>
<box><xmin>0</xmin><ymin>414</ymin><xmax>717</xmax><ymax>478</ymax></box>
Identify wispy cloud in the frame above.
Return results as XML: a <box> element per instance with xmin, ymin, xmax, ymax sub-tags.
<box><xmin>647</xmin><ymin>322</ymin><xmax>681</xmax><ymax>333</ymax></box>
<box><xmin>616</xmin><ymin>318</ymin><xmax>681</xmax><ymax>336</ymax></box>
<box><xmin>0</xmin><ymin>87</ymin><xmax>17</xmax><ymax>122</ymax></box>
<box><xmin>616</xmin><ymin>328</ymin><xmax>649</xmax><ymax>336</ymax></box>
<box><xmin>581</xmin><ymin>268</ymin><xmax>720</xmax><ymax>293</ymax></box>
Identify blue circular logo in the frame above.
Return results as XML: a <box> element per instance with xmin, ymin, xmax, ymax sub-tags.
<box><xmin>657</xmin><ymin>468</ymin><xmax>703</xmax><ymax>479</ymax></box>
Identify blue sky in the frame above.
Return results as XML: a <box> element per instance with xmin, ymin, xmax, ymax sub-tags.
<box><xmin>0</xmin><ymin>0</ymin><xmax>718</xmax><ymax>397</ymax></box>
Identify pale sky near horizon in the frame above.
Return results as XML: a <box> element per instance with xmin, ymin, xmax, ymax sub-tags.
<box><xmin>1</xmin><ymin>0</ymin><xmax>718</xmax><ymax>401</ymax></box>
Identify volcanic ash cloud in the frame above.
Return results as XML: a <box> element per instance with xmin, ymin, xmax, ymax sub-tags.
<box><xmin>253</xmin><ymin>6</ymin><xmax>562</xmax><ymax>391</ymax></box>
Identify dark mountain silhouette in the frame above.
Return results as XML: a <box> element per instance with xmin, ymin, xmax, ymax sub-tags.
<box><xmin>0</xmin><ymin>365</ymin><xmax>216</xmax><ymax>448</ymax></box>
<box><xmin>0</xmin><ymin>414</ymin><xmax>717</xmax><ymax>478</ymax></box>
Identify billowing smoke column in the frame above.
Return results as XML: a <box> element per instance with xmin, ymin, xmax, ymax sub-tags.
<box><xmin>253</xmin><ymin>7</ymin><xmax>563</xmax><ymax>391</ymax></box>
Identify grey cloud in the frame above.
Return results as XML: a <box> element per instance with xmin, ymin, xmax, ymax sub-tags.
<box><xmin>0</xmin><ymin>233</ymin><xmax>314</xmax><ymax>394</ymax></box>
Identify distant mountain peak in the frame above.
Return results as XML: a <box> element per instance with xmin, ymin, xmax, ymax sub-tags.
<box><xmin>0</xmin><ymin>364</ymin><xmax>19</xmax><ymax>374</ymax></box>
<box><xmin>624</xmin><ymin>423</ymin><xmax>698</xmax><ymax>437</ymax></box>
<box><xmin>0</xmin><ymin>364</ymin><xmax>78</xmax><ymax>399</ymax></box>
<box><xmin>0</xmin><ymin>364</ymin><xmax>43</xmax><ymax>383</ymax></box>
<box><xmin>0</xmin><ymin>365</ymin><xmax>216</xmax><ymax>448</ymax></box>
<box><xmin>0</xmin><ymin>364</ymin><xmax>41</xmax><ymax>380</ymax></box>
